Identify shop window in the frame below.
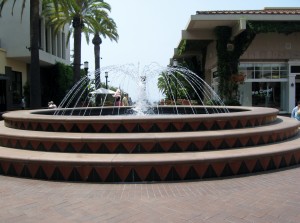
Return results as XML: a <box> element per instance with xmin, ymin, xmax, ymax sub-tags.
<box><xmin>291</xmin><ymin>66</ymin><xmax>300</xmax><ymax>73</ymax></box>
<box><xmin>239</xmin><ymin>63</ymin><xmax>288</xmax><ymax>80</ymax></box>
<box><xmin>252</xmin><ymin>82</ymin><xmax>281</xmax><ymax>109</ymax></box>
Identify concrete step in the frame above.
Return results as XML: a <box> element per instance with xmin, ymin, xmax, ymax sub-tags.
<box><xmin>0</xmin><ymin>116</ymin><xmax>299</xmax><ymax>153</ymax></box>
<box><xmin>0</xmin><ymin>133</ymin><xmax>299</xmax><ymax>182</ymax></box>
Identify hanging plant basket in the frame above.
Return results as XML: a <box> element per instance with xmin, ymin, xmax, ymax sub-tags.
<box><xmin>231</xmin><ymin>73</ymin><xmax>246</xmax><ymax>84</ymax></box>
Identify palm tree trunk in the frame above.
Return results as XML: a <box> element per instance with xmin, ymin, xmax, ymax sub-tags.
<box><xmin>92</xmin><ymin>33</ymin><xmax>102</xmax><ymax>88</ymax></box>
<box><xmin>29</xmin><ymin>0</ymin><xmax>41</xmax><ymax>108</ymax></box>
<box><xmin>73</xmin><ymin>16</ymin><xmax>82</xmax><ymax>83</ymax></box>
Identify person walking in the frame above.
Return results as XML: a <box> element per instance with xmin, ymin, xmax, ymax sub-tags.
<box><xmin>122</xmin><ymin>94</ymin><xmax>129</xmax><ymax>106</ymax></box>
<box><xmin>113</xmin><ymin>89</ymin><xmax>122</xmax><ymax>106</ymax></box>
<box><xmin>291</xmin><ymin>101</ymin><xmax>300</xmax><ymax>121</ymax></box>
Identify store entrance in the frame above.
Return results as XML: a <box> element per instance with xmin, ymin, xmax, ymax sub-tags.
<box><xmin>0</xmin><ymin>80</ymin><xmax>7</xmax><ymax>112</ymax></box>
<box><xmin>296</xmin><ymin>83</ymin><xmax>300</xmax><ymax>105</ymax></box>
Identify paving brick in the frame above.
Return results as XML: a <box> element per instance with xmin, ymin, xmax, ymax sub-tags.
<box><xmin>0</xmin><ymin>165</ymin><xmax>299</xmax><ymax>222</ymax></box>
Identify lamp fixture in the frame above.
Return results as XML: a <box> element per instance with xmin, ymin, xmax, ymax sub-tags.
<box><xmin>173</xmin><ymin>59</ymin><xmax>178</xmax><ymax>67</ymax></box>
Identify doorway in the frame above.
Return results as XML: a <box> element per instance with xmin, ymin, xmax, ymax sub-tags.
<box><xmin>0</xmin><ymin>80</ymin><xmax>7</xmax><ymax>112</ymax></box>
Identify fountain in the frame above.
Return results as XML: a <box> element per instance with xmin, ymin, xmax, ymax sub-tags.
<box><xmin>0</xmin><ymin>63</ymin><xmax>300</xmax><ymax>182</ymax></box>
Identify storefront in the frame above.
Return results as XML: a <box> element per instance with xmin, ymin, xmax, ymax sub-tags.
<box><xmin>239</xmin><ymin>62</ymin><xmax>289</xmax><ymax>112</ymax></box>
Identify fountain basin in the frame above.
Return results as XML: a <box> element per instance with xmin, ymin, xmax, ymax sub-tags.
<box><xmin>0</xmin><ymin>106</ymin><xmax>300</xmax><ymax>182</ymax></box>
<box><xmin>3</xmin><ymin>106</ymin><xmax>278</xmax><ymax>133</ymax></box>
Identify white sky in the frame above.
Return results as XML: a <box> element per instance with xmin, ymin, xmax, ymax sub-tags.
<box><xmin>80</xmin><ymin>0</ymin><xmax>300</xmax><ymax>71</ymax></box>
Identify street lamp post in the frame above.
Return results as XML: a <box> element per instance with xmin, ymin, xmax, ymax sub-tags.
<box><xmin>173</xmin><ymin>59</ymin><xmax>178</xmax><ymax>102</ymax></box>
<box><xmin>84</xmin><ymin>61</ymin><xmax>89</xmax><ymax>75</ymax></box>
<box><xmin>105</xmin><ymin>71</ymin><xmax>108</xmax><ymax>89</ymax></box>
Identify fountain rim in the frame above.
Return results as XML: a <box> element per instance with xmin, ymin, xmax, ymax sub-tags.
<box><xmin>3</xmin><ymin>106</ymin><xmax>279</xmax><ymax>122</ymax></box>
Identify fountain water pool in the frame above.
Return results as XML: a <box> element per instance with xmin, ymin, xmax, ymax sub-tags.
<box><xmin>56</xmin><ymin>63</ymin><xmax>229</xmax><ymax>116</ymax></box>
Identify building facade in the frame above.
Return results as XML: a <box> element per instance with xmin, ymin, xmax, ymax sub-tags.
<box><xmin>0</xmin><ymin>1</ymin><xmax>70</xmax><ymax>111</ymax></box>
<box><xmin>173</xmin><ymin>8</ymin><xmax>300</xmax><ymax>113</ymax></box>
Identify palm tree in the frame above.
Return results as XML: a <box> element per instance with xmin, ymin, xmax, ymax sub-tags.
<box><xmin>43</xmin><ymin>0</ymin><xmax>112</xmax><ymax>84</ymax></box>
<box><xmin>0</xmin><ymin>0</ymin><xmax>41</xmax><ymax>108</ymax></box>
<box><xmin>85</xmin><ymin>16</ymin><xmax>118</xmax><ymax>88</ymax></box>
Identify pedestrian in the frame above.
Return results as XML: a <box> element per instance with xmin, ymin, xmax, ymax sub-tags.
<box><xmin>21</xmin><ymin>97</ymin><xmax>25</xmax><ymax>109</ymax></box>
<box><xmin>113</xmin><ymin>89</ymin><xmax>122</xmax><ymax>106</ymax></box>
<box><xmin>122</xmin><ymin>94</ymin><xmax>129</xmax><ymax>106</ymax></box>
<box><xmin>291</xmin><ymin>101</ymin><xmax>300</xmax><ymax>121</ymax></box>
<box><xmin>48</xmin><ymin>101</ymin><xmax>57</xmax><ymax>109</ymax></box>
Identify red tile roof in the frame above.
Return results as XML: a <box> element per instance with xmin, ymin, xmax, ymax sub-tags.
<box><xmin>196</xmin><ymin>8</ymin><xmax>300</xmax><ymax>15</ymax></box>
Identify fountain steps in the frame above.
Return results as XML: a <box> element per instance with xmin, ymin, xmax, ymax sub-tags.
<box><xmin>0</xmin><ymin>134</ymin><xmax>300</xmax><ymax>182</ymax></box>
<box><xmin>0</xmin><ymin>108</ymin><xmax>300</xmax><ymax>182</ymax></box>
<box><xmin>0</xmin><ymin>117</ymin><xmax>298</xmax><ymax>153</ymax></box>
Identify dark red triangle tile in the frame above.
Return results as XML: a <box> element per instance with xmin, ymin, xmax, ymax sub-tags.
<box><xmin>59</xmin><ymin>166</ymin><xmax>74</xmax><ymax>180</ymax></box>
<box><xmin>259</xmin><ymin>157</ymin><xmax>271</xmax><ymax>170</ymax></box>
<box><xmin>77</xmin><ymin>123</ymin><xmax>89</xmax><ymax>132</ymax></box>
<box><xmin>140</xmin><ymin>142</ymin><xmax>155</xmax><ymax>152</ymax></box>
<box><xmin>63</xmin><ymin>123</ymin><xmax>74</xmax><ymax>132</ymax></box>
<box><xmin>239</xmin><ymin>119</ymin><xmax>248</xmax><ymax>128</ymax></box>
<box><xmin>159</xmin><ymin>142</ymin><xmax>173</xmax><ymax>152</ymax></box>
<box><xmin>123</xmin><ymin>123</ymin><xmax>137</xmax><ymax>133</ymax></box>
<box><xmin>188</xmin><ymin>122</ymin><xmax>200</xmax><ymax>131</ymax></box>
<box><xmin>92</xmin><ymin>123</ymin><xmax>105</xmax><ymax>132</ymax></box>
<box><xmin>41</xmin><ymin>122</ymin><xmax>52</xmax><ymax>131</ymax></box>
<box><xmin>210</xmin><ymin>139</ymin><xmax>223</xmax><ymax>150</ymax></box>
<box><xmin>244</xmin><ymin>159</ymin><xmax>257</xmax><ymax>173</ymax></box>
<box><xmin>1</xmin><ymin>161</ymin><xmax>10</xmax><ymax>174</ymax></box>
<box><xmin>71</xmin><ymin>142</ymin><xmax>85</xmax><ymax>153</ymax></box>
<box><xmin>250</xmin><ymin>135</ymin><xmax>260</xmax><ymax>145</ymax></box>
<box><xmin>56</xmin><ymin>142</ymin><xmax>69</xmax><ymax>152</ymax></box>
<box><xmin>87</xmin><ymin>142</ymin><xmax>100</xmax><ymax>153</ymax></box>
<box><xmin>43</xmin><ymin>141</ymin><xmax>55</xmax><ymax>151</ymax></box>
<box><xmin>19</xmin><ymin>139</ymin><xmax>28</xmax><ymax>149</ymax></box>
<box><xmin>154</xmin><ymin>165</ymin><xmax>172</xmax><ymax>181</ymax></box>
<box><xmin>272</xmin><ymin>155</ymin><xmax>282</xmax><ymax>168</ymax></box>
<box><xmin>228</xmin><ymin>160</ymin><xmax>243</xmax><ymax>175</ymax></box>
<box><xmin>193</xmin><ymin>141</ymin><xmax>206</xmax><ymax>151</ymax></box>
<box><xmin>77</xmin><ymin>166</ymin><xmax>93</xmax><ymax>181</ymax></box>
<box><xmin>239</xmin><ymin>136</ymin><xmax>250</xmax><ymax>147</ymax></box>
<box><xmin>203</xmin><ymin>121</ymin><xmax>214</xmax><ymax>130</ymax></box>
<box><xmin>27</xmin><ymin>163</ymin><xmax>40</xmax><ymax>177</ymax></box>
<box><xmin>224</xmin><ymin>138</ymin><xmax>236</xmax><ymax>148</ymax></box>
<box><xmin>51</xmin><ymin>123</ymin><xmax>62</xmax><ymax>132</ymax></box>
<box><xmin>122</xmin><ymin>142</ymin><xmax>137</xmax><ymax>153</ymax></box>
<box><xmin>193</xmin><ymin>163</ymin><xmax>209</xmax><ymax>178</ymax></box>
<box><xmin>94</xmin><ymin>166</ymin><xmax>112</xmax><ymax>181</ymax></box>
<box><xmin>228</xmin><ymin>119</ymin><xmax>238</xmax><ymax>128</ymax></box>
<box><xmin>156</xmin><ymin>122</ymin><xmax>169</xmax><ymax>131</ymax></box>
<box><xmin>174</xmin><ymin>165</ymin><xmax>192</xmax><ymax>180</ymax></box>
<box><xmin>23</xmin><ymin>122</ymin><xmax>29</xmax><ymax>129</ymax></box>
<box><xmin>30</xmin><ymin>141</ymin><xmax>40</xmax><ymax>150</ymax></box>
<box><xmin>42</xmin><ymin>164</ymin><xmax>56</xmax><ymax>179</ymax></box>
<box><xmin>104</xmin><ymin>142</ymin><xmax>119</xmax><ymax>153</ymax></box>
<box><xmin>13</xmin><ymin>163</ymin><xmax>25</xmax><ymax>176</ymax></box>
<box><xmin>107</xmin><ymin>123</ymin><xmax>120</xmax><ymax>133</ymax></box>
<box><xmin>9</xmin><ymin>139</ymin><xmax>18</xmax><ymax>147</ymax></box>
<box><xmin>139</xmin><ymin>123</ymin><xmax>153</xmax><ymax>132</ymax></box>
<box><xmin>134</xmin><ymin>166</ymin><xmax>152</xmax><ymax>181</ymax></box>
<box><xmin>210</xmin><ymin>162</ymin><xmax>226</xmax><ymax>177</ymax></box>
<box><xmin>172</xmin><ymin>122</ymin><xmax>185</xmax><ymax>131</ymax></box>
<box><xmin>176</xmin><ymin>141</ymin><xmax>190</xmax><ymax>151</ymax></box>
<box><xmin>114</xmin><ymin>166</ymin><xmax>132</xmax><ymax>182</ymax></box>
<box><xmin>284</xmin><ymin>153</ymin><xmax>293</xmax><ymax>166</ymax></box>
<box><xmin>216</xmin><ymin>120</ymin><xmax>227</xmax><ymax>129</ymax></box>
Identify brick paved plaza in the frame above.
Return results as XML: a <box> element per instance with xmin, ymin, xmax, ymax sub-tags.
<box><xmin>0</xmin><ymin>166</ymin><xmax>299</xmax><ymax>223</ymax></box>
